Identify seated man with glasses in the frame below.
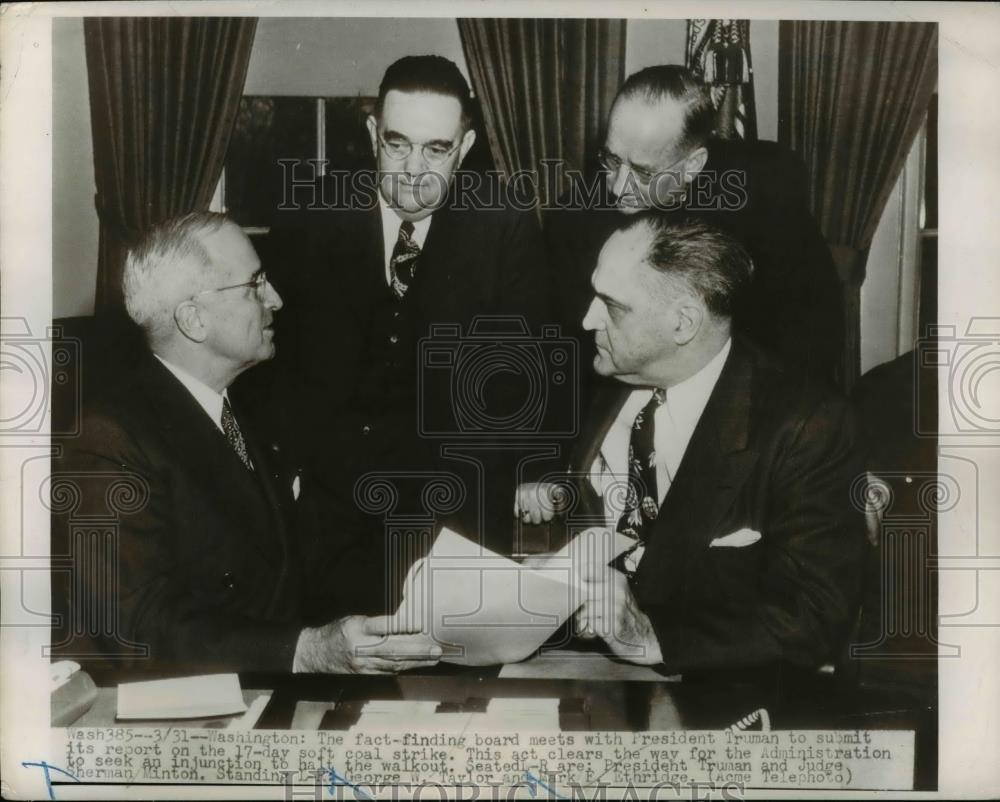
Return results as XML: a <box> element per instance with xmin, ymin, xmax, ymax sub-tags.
<box><xmin>260</xmin><ymin>55</ymin><xmax>555</xmax><ymax>618</ymax></box>
<box><xmin>546</xmin><ymin>64</ymin><xmax>843</xmax><ymax>389</ymax></box>
<box><xmin>52</xmin><ymin>212</ymin><xmax>443</xmax><ymax>674</ymax></box>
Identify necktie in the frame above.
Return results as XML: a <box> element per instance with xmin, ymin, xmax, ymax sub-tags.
<box><xmin>221</xmin><ymin>398</ymin><xmax>252</xmax><ymax>471</ymax></box>
<box><xmin>389</xmin><ymin>220</ymin><xmax>420</xmax><ymax>299</ymax></box>
<box><xmin>617</xmin><ymin>388</ymin><xmax>667</xmax><ymax>543</ymax></box>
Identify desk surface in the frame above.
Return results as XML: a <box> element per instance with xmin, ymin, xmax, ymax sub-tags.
<box><xmin>69</xmin><ymin>657</ymin><xmax>937</xmax><ymax>789</ymax></box>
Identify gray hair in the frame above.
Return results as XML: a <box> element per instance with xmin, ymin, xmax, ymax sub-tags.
<box><xmin>122</xmin><ymin>212</ymin><xmax>231</xmax><ymax>344</ymax></box>
<box><xmin>616</xmin><ymin>212</ymin><xmax>754</xmax><ymax>318</ymax></box>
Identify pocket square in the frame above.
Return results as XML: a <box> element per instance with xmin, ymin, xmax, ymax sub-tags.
<box><xmin>709</xmin><ymin>528</ymin><xmax>762</xmax><ymax>548</ymax></box>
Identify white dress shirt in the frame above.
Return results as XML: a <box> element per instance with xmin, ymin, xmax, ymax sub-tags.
<box><xmin>154</xmin><ymin>355</ymin><xmax>228</xmax><ymax>433</ymax></box>
<box><xmin>379</xmin><ymin>193</ymin><xmax>431</xmax><ymax>284</ymax></box>
<box><xmin>590</xmin><ymin>339</ymin><xmax>732</xmax><ymax>533</ymax></box>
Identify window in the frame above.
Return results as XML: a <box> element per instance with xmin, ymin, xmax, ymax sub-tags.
<box><xmin>222</xmin><ymin>96</ymin><xmax>376</xmax><ymax>232</ymax></box>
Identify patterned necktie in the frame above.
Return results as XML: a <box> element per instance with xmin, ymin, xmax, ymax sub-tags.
<box><xmin>617</xmin><ymin>388</ymin><xmax>667</xmax><ymax>542</ymax></box>
<box><xmin>221</xmin><ymin>398</ymin><xmax>252</xmax><ymax>471</ymax></box>
<box><xmin>389</xmin><ymin>220</ymin><xmax>420</xmax><ymax>299</ymax></box>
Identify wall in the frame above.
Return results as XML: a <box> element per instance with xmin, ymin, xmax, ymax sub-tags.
<box><xmin>244</xmin><ymin>17</ymin><xmax>469</xmax><ymax>97</ymax></box>
<box><xmin>860</xmin><ymin>133</ymin><xmax>924</xmax><ymax>373</ymax></box>
<box><xmin>52</xmin><ymin>18</ymin><xmax>99</xmax><ymax>319</ymax></box>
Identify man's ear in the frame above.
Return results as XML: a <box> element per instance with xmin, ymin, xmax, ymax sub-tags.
<box><xmin>174</xmin><ymin>300</ymin><xmax>208</xmax><ymax>343</ymax></box>
<box><xmin>456</xmin><ymin>128</ymin><xmax>477</xmax><ymax>168</ymax></box>
<box><xmin>682</xmin><ymin>146</ymin><xmax>709</xmax><ymax>183</ymax></box>
<box><xmin>366</xmin><ymin>115</ymin><xmax>379</xmax><ymax>159</ymax></box>
<box><xmin>673</xmin><ymin>296</ymin><xmax>704</xmax><ymax>346</ymax></box>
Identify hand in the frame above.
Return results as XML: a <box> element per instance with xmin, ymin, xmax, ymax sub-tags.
<box><xmin>295</xmin><ymin>615</ymin><xmax>442</xmax><ymax>674</ymax></box>
<box><xmin>574</xmin><ymin>559</ymin><xmax>663</xmax><ymax>665</ymax></box>
<box><xmin>513</xmin><ymin>482</ymin><xmax>564</xmax><ymax>525</ymax></box>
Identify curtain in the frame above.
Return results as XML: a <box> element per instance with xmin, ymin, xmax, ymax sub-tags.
<box><xmin>778</xmin><ymin>21</ymin><xmax>937</xmax><ymax>387</ymax></box>
<box><xmin>458</xmin><ymin>18</ymin><xmax>626</xmax><ymax>205</ymax></box>
<box><xmin>84</xmin><ymin>17</ymin><xmax>257</xmax><ymax>311</ymax></box>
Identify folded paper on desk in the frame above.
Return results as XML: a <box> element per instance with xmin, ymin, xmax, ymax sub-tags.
<box><xmin>390</xmin><ymin>527</ymin><xmax>635</xmax><ymax>666</ymax></box>
<box><xmin>117</xmin><ymin>673</ymin><xmax>247</xmax><ymax>720</ymax></box>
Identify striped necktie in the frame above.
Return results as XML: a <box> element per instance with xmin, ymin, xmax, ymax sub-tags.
<box><xmin>389</xmin><ymin>220</ymin><xmax>420</xmax><ymax>299</ymax></box>
<box><xmin>221</xmin><ymin>398</ymin><xmax>252</xmax><ymax>471</ymax></box>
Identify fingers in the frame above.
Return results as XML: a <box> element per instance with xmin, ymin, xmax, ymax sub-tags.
<box><xmin>574</xmin><ymin>605</ymin><xmax>600</xmax><ymax>639</ymax></box>
<box><xmin>357</xmin><ymin>633</ymin><xmax>442</xmax><ymax>659</ymax></box>
<box><xmin>513</xmin><ymin>483</ymin><xmax>556</xmax><ymax>524</ymax></box>
<box><xmin>362</xmin><ymin>614</ymin><xmax>422</xmax><ymax>637</ymax></box>
<box><xmin>354</xmin><ymin>656</ymin><xmax>442</xmax><ymax>674</ymax></box>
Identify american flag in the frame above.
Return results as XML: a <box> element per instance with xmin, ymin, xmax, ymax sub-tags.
<box><xmin>686</xmin><ymin>19</ymin><xmax>758</xmax><ymax>141</ymax></box>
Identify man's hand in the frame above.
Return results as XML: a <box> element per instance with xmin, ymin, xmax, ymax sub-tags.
<box><xmin>295</xmin><ymin>615</ymin><xmax>442</xmax><ymax>674</ymax></box>
<box><xmin>574</xmin><ymin>558</ymin><xmax>663</xmax><ymax>666</ymax></box>
<box><xmin>513</xmin><ymin>482</ymin><xmax>565</xmax><ymax>525</ymax></box>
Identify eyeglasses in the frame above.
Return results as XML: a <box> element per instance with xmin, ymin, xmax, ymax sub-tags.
<box><xmin>597</xmin><ymin>147</ymin><xmax>691</xmax><ymax>186</ymax></box>
<box><xmin>193</xmin><ymin>271</ymin><xmax>270</xmax><ymax>301</ymax></box>
<box><xmin>377</xmin><ymin>133</ymin><xmax>461</xmax><ymax>165</ymax></box>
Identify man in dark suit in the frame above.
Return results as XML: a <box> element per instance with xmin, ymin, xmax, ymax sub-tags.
<box><xmin>53</xmin><ymin>212</ymin><xmax>442</xmax><ymax>674</ymax></box>
<box><xmin>517</xmin><ymin>214</ymin><xmax>866</xmax><ymax>675</ymax></box>
<box><xmin>545</xmin><ymin>64</ymin><xmax>843</xmax><ymax>385</ymax></box>
<box><xmin>259</xmin><ymin>56</ymin><xmax>555</xmax><ymax>612</ymax></box>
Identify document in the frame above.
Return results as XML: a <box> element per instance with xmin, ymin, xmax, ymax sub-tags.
<box><xmin>116</xmin><ymin>673</ymin><xmax>248</xmax><ymax>720</ymax></box>
<box><xmin>390</xmin><ymin>527</ymin><xmax>635</xmax><ymax>665</ymax></box>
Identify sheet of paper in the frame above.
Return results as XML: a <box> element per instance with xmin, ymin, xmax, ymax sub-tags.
<box><xmin>392</xmin><ymin>527</ymin><xmax>637</xmax><ymax>666</ymax></box>
<box><xmin>117</xmin><ymin>673</ymin><xmax>247</xmax><ymax>720</ymax></box>
<box><xmin>499</xmin><ymin>649</ymin><xmax>681</xmax><ymax>682</ymax></box>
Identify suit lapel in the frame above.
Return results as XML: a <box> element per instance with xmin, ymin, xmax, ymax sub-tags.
<box><xmin>137</xmin><ymin>358</ymin><xmax>287</xmax><ymax>566</ymax></box>
<box><xmin>635</xmin><ymin>340</ymin><xmax>758</xmax><ymax>596</ymax></box>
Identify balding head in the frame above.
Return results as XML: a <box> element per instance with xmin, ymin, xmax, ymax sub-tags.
<box><xmin>602</xmin><ymin>65</ymin><xmax>714</xmax><ymax>213</ymax></box>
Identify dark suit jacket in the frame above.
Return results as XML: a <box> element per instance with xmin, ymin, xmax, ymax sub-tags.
<box><xmin>557</xmin><ymin>338</ymin><xmax>866</xmax><ymax>675</ymax></box>
<box><xmin>259</xmin><ymin>177</ymin><xmax>553</xmax><ymax>448</ymax></box>
<box><xmin>545</xmin><ymin>138</ymin><xmax>844</xmax><ymax>385</ymax></box>
<box><xmin>246</xmin><ymin>177</ymin><xmax>558</xmax><ymax>612</ymax></box>
<box><xmin>52</xmin><ymin>355</ymin><xmax>304</xmax><ymax>673</ymax></box>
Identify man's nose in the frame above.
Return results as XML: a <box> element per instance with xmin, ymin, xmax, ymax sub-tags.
<box><xmin>609</xmin><ymin>164</ymin><xmax>631</xmax><ymax>199</ymax></box>
<box><xmin>264</xmin><ymin>279</ymin><xmax>283</xmax><ymax>311</ymax></box>
<box><xmin>403</xmin><ymin>146</ymin><xmax>426</xmax><ymax>177</ymax></box>
<box><xmin>582</xmin><ymin>297</ymin><xmax>603</xmax><ymax>331</ymax></box>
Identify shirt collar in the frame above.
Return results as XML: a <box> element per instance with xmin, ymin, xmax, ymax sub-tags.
<box><xmin>154</xmin><ymin>354</ymin><xmax>228</xmax><ymax>433</ymax></box>
<box><xmin>378</xmin><ymin>191</ymin><xmax>432</xmax><ymax>249</ymax></box>
<box><xmin>662</xmin><ymin>337</ymin><xmax>732</xmax><ymax>431</ymax></box>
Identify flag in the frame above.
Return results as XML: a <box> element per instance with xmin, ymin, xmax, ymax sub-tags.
<box><xmin>686</xmin><ymin>19</ymin><xmax>758</xmax><ymax>141</ymax></box>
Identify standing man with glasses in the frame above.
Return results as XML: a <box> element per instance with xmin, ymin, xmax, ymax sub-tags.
<box><xmin>53</xmin><ymin>212</ymin><xmax>443</xmax><ymax>674</ymax></box>
<box><xmin>546</xmin><ymin>65</ymin><xmax>843</xmax><ymax>390</ymax></box>
<box><xmin>261</xmin><ymin>56</ymin><xmax>554</xmax><ymax>619</ymax></box>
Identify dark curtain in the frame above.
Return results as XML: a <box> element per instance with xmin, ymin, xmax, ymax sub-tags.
<box><xmin>84</xmin><ymin>17</ymin><xmax>257</xmax><ymax>311</ymax></box>
<box><xmin>458</xmin><ymin>18</ymin><xmax>626</xmax><ymax>205</ymax></box>
<box><xmin>778</xmin><ymin>21</ymin><xmax>937</xmax><ymax>387</ymax></box>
